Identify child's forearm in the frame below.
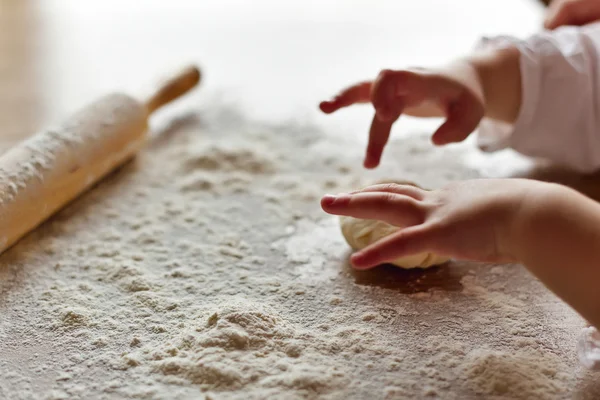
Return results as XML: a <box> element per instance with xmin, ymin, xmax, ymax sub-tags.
<box><xmin>511</xmin><ymin>185</ymin><xmax>600</xmax><ymax>328</ymax></box>
<box><xmin>463</xmin><ymin>42</ymin><xmax>600</xmax><ymax>327</ymax></box>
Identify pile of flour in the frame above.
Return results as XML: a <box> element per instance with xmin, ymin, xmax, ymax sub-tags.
<box><xmin>0</xmin><ymin>104</ymin><xmax>595</xmax><ymax>399</ymax></box>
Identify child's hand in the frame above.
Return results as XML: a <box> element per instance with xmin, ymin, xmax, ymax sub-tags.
<box><xmin>323</xmin><ymin>178</ymin><xmax>600</xmax><ymax>330</ymax></box>
<box><xmin>321</xmin><ymin>179</ymin><xmax>539</xmax><ymax>269</ymax></box>
<box><xmin>319</xmin><ymin>65</ymin><xmax>485</xmax><ymax>168</ymax></box>
<box><xmin>544</xmin><ymin>0</ymin><xmax>600</xmax><ymax>29</ymax></box>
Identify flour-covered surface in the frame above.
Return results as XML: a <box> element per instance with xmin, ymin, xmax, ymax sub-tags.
<box><xmin>0</xmin><ymin>105</ymin><xmax>599</xmax><ymax>400</ymax></box>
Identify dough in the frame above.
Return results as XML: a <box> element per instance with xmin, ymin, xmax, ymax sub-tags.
<box><xmin>339</xmin><ymin>180</ymin><xmax>450</xmax><ymax>269</ymax></box>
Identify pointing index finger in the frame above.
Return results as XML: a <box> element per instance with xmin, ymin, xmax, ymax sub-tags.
<box><xmin>364</xmin><ymin>110</ymin><xmax>401</xmax><ymax>169</ymax></box>
<box><xmin>319</xmin><ymin>82</ymin><xmax>372</xmax><ymax>114</ymax></box>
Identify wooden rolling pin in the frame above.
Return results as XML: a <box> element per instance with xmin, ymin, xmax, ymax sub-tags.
<box><xmin>0</xmin><ymin>65</ymin><xmax>201</xmax><ymax>254</ymax></box>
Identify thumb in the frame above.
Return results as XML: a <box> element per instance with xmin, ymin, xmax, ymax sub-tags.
<box><xmin>350</xmin><ymin>224</ymin><xmax>441</xmax><ymax>269</ymax></box>
<box><xmin>431</xmin><ymin>90</ymin><xmax>484</xmax><ymax>145</ymax></box>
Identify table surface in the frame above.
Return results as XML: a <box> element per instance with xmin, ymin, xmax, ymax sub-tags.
<box><xmin>1</xmin><ymin>1</ymin><xmax>600</xmax><ymax>399</ymax></box>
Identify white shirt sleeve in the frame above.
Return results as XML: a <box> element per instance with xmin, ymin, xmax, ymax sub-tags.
<box><xmin>476</xmin><ymin>22</ymin><xmax>600</xmax><ymax>173</ymax></box>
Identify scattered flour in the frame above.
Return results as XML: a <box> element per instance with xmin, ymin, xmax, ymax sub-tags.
<box><xmin>0</xmin><ymin>104</ymin><xmax>594</xmax><ymax>399</ymax></box>
<box><xmin>461</xmin><ymin>348</ymin><xmax>569</xmax><ymax>398</ymax></box>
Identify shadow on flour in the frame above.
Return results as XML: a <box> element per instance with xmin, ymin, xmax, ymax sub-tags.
<box><xmin>575</xmin><ymin>372</ymin><xmax>600</xmax><ymax>400</ymax></box>
<box><xmin>147</xmin><ymin>111</ymin><xmax>202</xmax><ymax>150</ymax></box>
<box><xmin>345</xmin><ymin>255</ymin><xmax>473</xmax><ymax>293</ymax></box>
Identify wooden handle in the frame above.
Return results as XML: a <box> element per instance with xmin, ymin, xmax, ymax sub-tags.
<box><xmin>144</xmin><ymin>65</ymin><xmax>201</xmax><ymax>114</ymax></box>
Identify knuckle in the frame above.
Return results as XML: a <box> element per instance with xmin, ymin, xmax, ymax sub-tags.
<box><xmin>418</xmin><ymin>198</ymin><xmax>437</xmax><ymax>215</ymax></box>
<box><xmin>379</xmin><ymin>192</ymin><xmax>397</xmax><ymax>205</ymax></box>
<box><xmin>402</xmin><ymin>196</ymin><xmax>421</xmax><ymax>210</ymax></box>
<box><xmin>377</xmin><ymin>69</ymin><xmax>403</xmax><ymax>87</ymax></box>
<box><xmin>372</xmin><ymin>192</ymin><xmax>401</xmax><ymax>209</ymax></box>
<box><xmin>382</xmin><ymin>183</ymin><xmax>401</xmax><ymax>192</ymax></box>
<box><xmin>391</xmin><ymin>195</ymin><xmax>423</xmax><ymax>213</ymax></box>
<box><xmin>378</xmin><ymin>69</ymin><xmax>393</xmax><ymax>79</ymax></box>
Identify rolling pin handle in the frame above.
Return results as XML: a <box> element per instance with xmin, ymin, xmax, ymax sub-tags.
<box><xmin>144</xmin><ymin>65</ymin><xmax>201</xmax><ymax>115</ymax></box>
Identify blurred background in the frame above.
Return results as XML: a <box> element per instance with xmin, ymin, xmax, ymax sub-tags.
<box><xmin>0</xmin><ymin>0</ymin><xmax>543</xmax><ymax>152</ymax></box>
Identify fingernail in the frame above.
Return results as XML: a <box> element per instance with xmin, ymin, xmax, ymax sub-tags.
<box><xmin>363</xmin><ymin>158</ymin><xmax>378</xmax><ymax>169</ymax></box>
<box><xmin>321</xmin><ymin>194</ymin><xmax>337</xmax><ymax>205</ymax></box>
<box><xmin>350</xmin><ymin>252</ymin><xmax>370</xmax><ymax>269</ymax></box>
<box><xmin>322</xmin><ymin>193</ymin><xmax>351</xmax><ymax>206</ymax></box>
<box><xmin>319</xmin><ymin>101</ymin><xmax>337</xmax><ymax>113</ymax></box>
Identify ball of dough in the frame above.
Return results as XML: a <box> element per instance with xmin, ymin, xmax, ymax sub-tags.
<box><xmin>339</xmin><ymin>180</ymin><xmax>450</xmax><ymax>269</ymax></box>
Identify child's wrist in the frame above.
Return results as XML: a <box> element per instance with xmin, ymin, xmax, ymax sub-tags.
<box><xmin>464</xmin><ymin>46</ymin><xmax>522</xmax><ymax>123</ymax></box>
<box><xmin>507</xmin><ymin>183</ymin><xmax>573</xmax><ymax>262</ymax></box>
<box><xmin>437</xmin><ymin>58</ymin><xmax>486</xmax><ymax>111</ymax></box>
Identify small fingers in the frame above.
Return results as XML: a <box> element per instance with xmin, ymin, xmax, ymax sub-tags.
<box><xmin>319</xmin><ymin>82</ymin><xmax>372</xmax><ymax>114</ymax></box>
<box><xmin>349</xmin><ymin>183</ymin><xmax>426</xmax><ymax>200</ymax></box>
<box><xmin>365</xmin><ymin>70</ymin><xmax>410</xmax><ymax>168</ymax></box>
<box><xmin>321</xmin><ymin>192</ymin><xmax>424</xmax><ymax>228</ymax></box>
<box><xmin>371</xmin><ymin>69</ymin><xmax>410</xmax><ymax>121</ymax></box>
<box><xmin>350</xmin><ymin>224</ymin><xmax>441</xmax><ymax>269</ymax></box>
<box><xmin>364</xmin><ymin>114</ymin><xmax>398</xmax><ymax>169</ymax></box>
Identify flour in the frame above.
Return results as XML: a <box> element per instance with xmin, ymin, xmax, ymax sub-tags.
<box><xmin>462</xmin><ymin>348</ymin><xmax>569</xmax><ymax>398</ymax></box>
<box><xmin>134</xmin><ymin>299</ymin><xmax>348</xmax><ymax>396</ymax></box>
<box><xmin>0</xmin><ymin>104</ymin><xmax>595</xmax><ymax>399</ymax></box>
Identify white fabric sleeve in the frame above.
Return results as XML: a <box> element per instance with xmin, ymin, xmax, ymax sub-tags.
<box><xmin>476</xmin><ymin>22</ymin><xmax>600</xmax><ymax>173</ymax></box>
